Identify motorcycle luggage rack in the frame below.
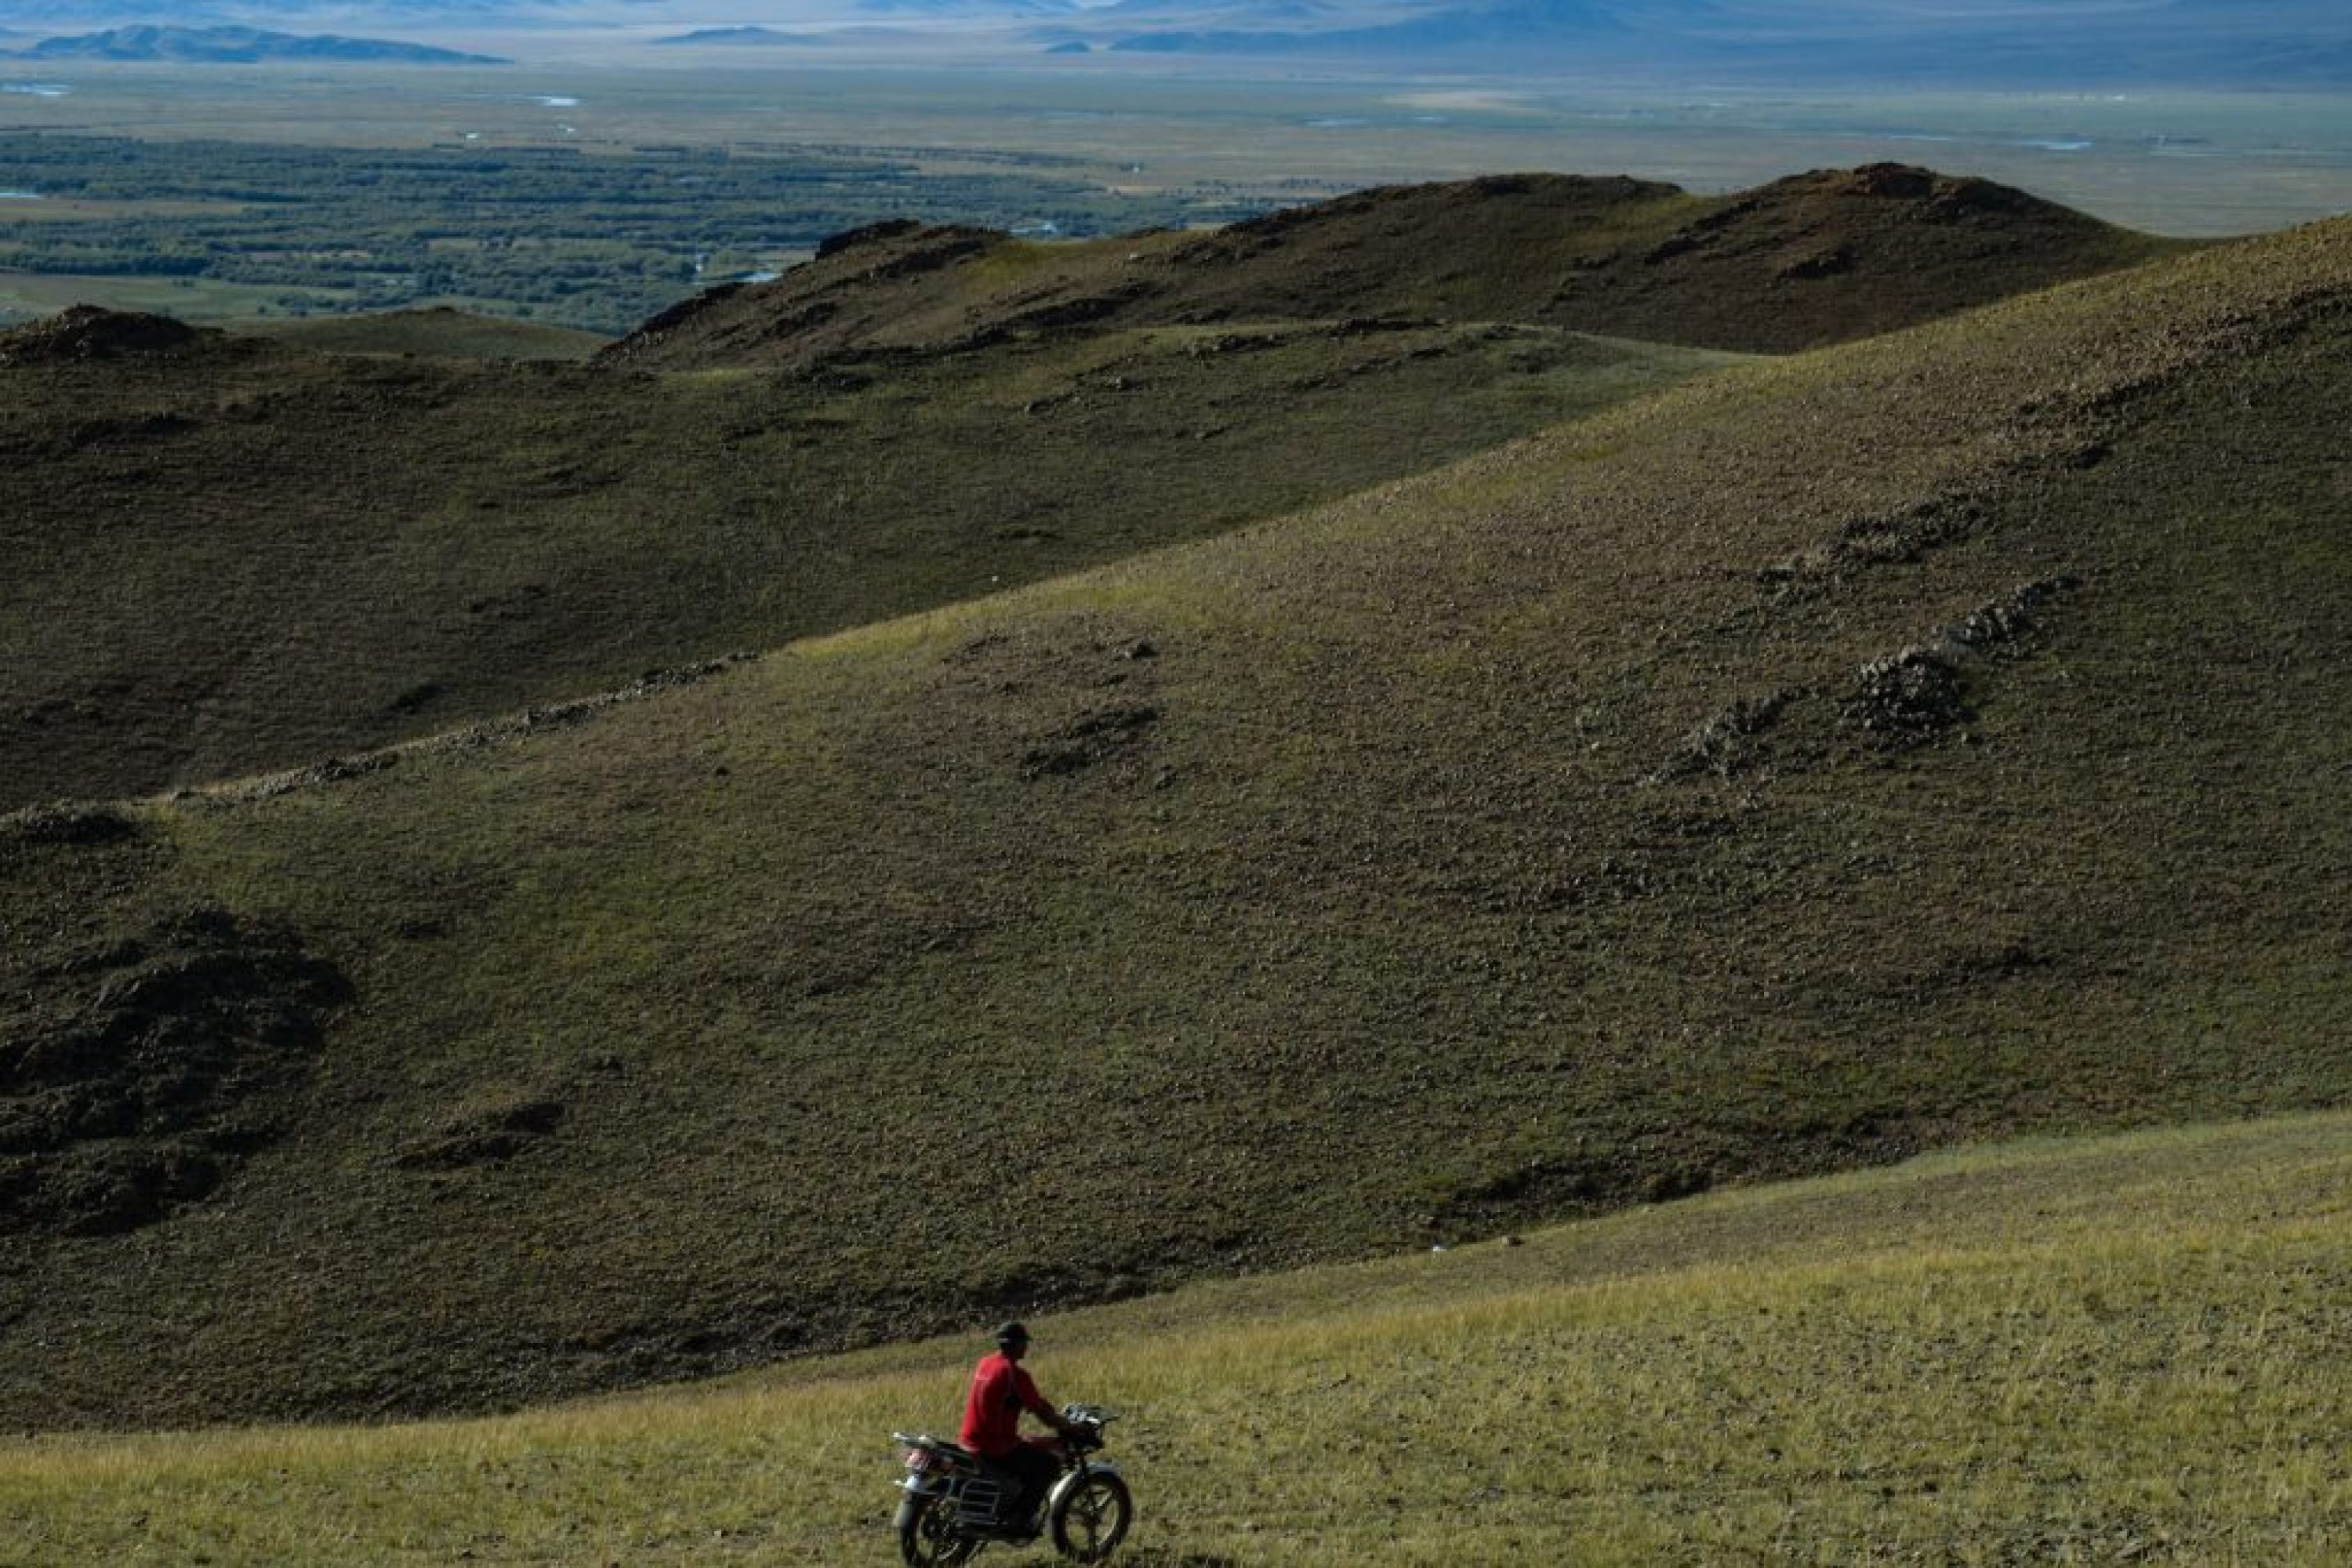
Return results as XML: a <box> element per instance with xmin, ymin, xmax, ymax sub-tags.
<box><xmin>952</xmin><ymin>1473</ymin><xmax>1011</xmax><ymax>1526</ymax></box>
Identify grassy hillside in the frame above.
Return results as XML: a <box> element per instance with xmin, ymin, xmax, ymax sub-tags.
<box><xmin>2</xmin><ymin>210</ymin><xmax>2344</xmax><ymax>1430</ymax></box>
<box><xmin>0</xmin><ymin>168</ymin><xmax>2173</xmax><ymax>813</ymax></box>
<box><xmin>3</xmin><ymin>1112</ymin><xmax>2347</xmax><ymax>1563</ymax></box>
<box><xmin>0</xmin><ymin>298</ymin><xmax>1732</xmax><ymax>811</ymax></box>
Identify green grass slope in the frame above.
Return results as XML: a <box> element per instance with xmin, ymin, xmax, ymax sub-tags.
<box><xmin>602</xmin><ymin>165</ymin><xmax>2182</xmax><ymax>372</ymax></box>
<box><xmin>2</xmin><ymin>215</ymin><xmax>2347</xmax><ymax>1431</ymax></box>
<box><xmin>5</xmin><ymin>1112</ymin><xmax>2348</xmax><ymax>1563</ymax></box>
<box><xmin>0</xmin><ymin>303</ymin><xmax>1731</xmax><ymax>811</ymax></box>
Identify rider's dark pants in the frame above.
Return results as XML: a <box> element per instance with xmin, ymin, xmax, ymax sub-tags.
<box><xmin>997</xmin><ymin>1440</ymin><xmax>1062</xmax><ymax>1522</ymax></box>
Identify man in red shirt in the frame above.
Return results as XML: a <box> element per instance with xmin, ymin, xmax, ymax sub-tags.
<box><xmin>960</xmin><ymin>1320</ymin><xmax>1078</xmax><ymax>1526</ymax></box>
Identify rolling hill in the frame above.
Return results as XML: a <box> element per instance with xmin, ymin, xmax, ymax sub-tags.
<box><xmin>2</xmin><ymin>184</ymin><xmax>2343</xmax><ymax>1430</ymax></box>
<box><xmin>604</xmin><ymin>166</ymin><xmax>2177</xmax><ymax>370</ymax></box>
<box><xmin>0</xmin><ymin>167</ymin><xmax>2163</xmax><ymax>816</ymax></box>
<box><xmin>0</xmin><ymin>304</ymin><xmax>1733</xmax><ymax>815</ymax></box>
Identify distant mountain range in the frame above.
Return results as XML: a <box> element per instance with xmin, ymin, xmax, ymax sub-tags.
<box><xmin>0</xmin><ymin>0</ymin><xmax>2339</xmax><ymax>84</ymax></box>
<box><xmin>0</xmin><ymin>1</ymin><xmax>550</xmax><ymax>16</ymax></box>
<box><xmin>5</xmin><ymin>24</ymin><xmax>507</xmax><ymax>62</ymax></box>
<box><xmin>854</xmin><ymin>0</ymin><xmax>1074</xmax><ymax>13</ymax></box>
<box><xmin>652</xmin><ymin>26</ymin><xmax>823</xmax><ymax>47</ymax></box>
<box><xmin>1091</xmin><ymin>0</ymin><xmax>2352</xmax><ymax>85</ymax></box>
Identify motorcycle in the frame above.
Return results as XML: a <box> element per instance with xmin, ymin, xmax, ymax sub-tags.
<box><xmin>890</xmin><ymin>1403</ymin><xmax>1132</xmax><ymax>1565</ymax></box>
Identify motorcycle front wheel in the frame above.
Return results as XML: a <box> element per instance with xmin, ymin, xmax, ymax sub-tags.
<box><xmin>1050</xmin><ymin>1471</ymin><xmax>1133</xmax><ymax>1563</ymax></box>
<box><xmin>897</xmin><ymin>1493</ymin><xmax>978</xmax><ymax>1567</ymax></box>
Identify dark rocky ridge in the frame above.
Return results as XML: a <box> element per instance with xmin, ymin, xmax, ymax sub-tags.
<box><xmin>600</xmin><ymin>165</ymin><xmax>2180</xmax><ymax>370</ymax></box>
<box><xmin>0</xmin><ymin>303</ymin><xmax>207</xmax><ymax>365</ymax></box>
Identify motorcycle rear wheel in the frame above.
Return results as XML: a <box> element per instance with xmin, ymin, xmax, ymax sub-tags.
<box><xmin>1051</xmin><ymin>1471</ymin><xmax>1133</xmax><ymax>1563</ymax></box>
<box><xmin>898</xmin><ymin>1494</ymin><xmax>979</xmax><ymax>1567</ymax></box>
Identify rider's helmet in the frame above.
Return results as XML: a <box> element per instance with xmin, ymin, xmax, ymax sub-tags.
<box><xmin>994</xmin><ymin>1320</ymin><xmax>1029</xmax><ymax>1352</ymax></box>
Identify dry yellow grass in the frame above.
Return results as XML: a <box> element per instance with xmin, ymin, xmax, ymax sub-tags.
<box><xmin>6</xmin><ymin>1111</ymin><xmax>2347</xmax><ymax>1565</ymax></box>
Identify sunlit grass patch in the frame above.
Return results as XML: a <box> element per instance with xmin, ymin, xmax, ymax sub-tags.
<box><xmin>6</xmin><ymin>1113</ymin><xmax>2348</xmax><ymax>1565</ymax></box>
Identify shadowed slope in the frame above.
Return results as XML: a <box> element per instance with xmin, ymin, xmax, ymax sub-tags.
<box><xmin>0</xmin><ymin>166</ymin><xmax>2167</xmax><ymax>815</ymax></box>
<box><xmin>601</xmin><ymin>165</ymin><xmax>2181</xmax><ymax>371</ymax></box>
<box><xmin>2</xmin><ymin>214</ymin><xmax>2343</xmax><ymax>1428</ymax></box>
<box><xmin>0</xmin><ymin>301</ymin><xmax>1731</xmax><ymax>811</ymax></box>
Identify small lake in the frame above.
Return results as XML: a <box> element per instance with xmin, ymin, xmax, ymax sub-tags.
<box><xmin>0</xmin><ymin>191</ymin><xmax>44</xmax><ymax>201</ymax></box>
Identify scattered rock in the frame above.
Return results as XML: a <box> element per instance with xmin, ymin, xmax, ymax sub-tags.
<box><xmin>1777</xmin><ymin>245</ymin><xmax>1856</xmax><ymax>282</ymax></box>
<box><xmin>1841</xmin><ymin>577</ymin><xmax>2082</xmax><ymax>750</ymax></box>
<box><xmin>1655</xmin><ymin>689</ymin><xmax>1800</xmax><ymax>781</ymax></box>
<box><xmin>1946</xmin><ymin>575</ymin><xmax>2082</xmax><ymax>655</ymax></box>
<box><xmin>1186</xmin><ymin>331</ymin><xmax>1284</xmax><ymax>357</ymax></box>
<box><xmin>1844</xmin><ymin>647</ymin><xmax>1972</xmax><ymax>749</ymax></box>
<box><xmin>230</xmin><ymin>751</ymin><xmax>401</xmax><ymax>803</ymax></box>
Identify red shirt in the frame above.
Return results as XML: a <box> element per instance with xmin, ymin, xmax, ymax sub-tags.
<box><xmin>960</xmin><ymin>1351</ymin><xmax>1053</xmax><ymax>1459</ymax></box>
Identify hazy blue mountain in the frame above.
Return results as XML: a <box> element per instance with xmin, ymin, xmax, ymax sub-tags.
<box><xmin>0</xmin><ymin>2</ymin><xmax>556</xmax><ymax>24</ymax></box>
<box><xmin>1084</xmin><ymin>0</ymin><xmax>1353</xmax><ymax>15</ymax></box>
<box><xmin>1108</xmin><ymin>2</ymin><xmax>1658</xmax><ymax>60</ymax></box>
<box><xmin>10</xmin><ymin>24</ymin><xmax>509</xmax><ymax>62</ymax></box>
<box><xmin>1682</xmin><ymin>0</ymin><xmax>2352</xmax><ymax>85</ymax></box>
<box><xmin>1102</xmin><ymin>0</ymin><xmax>2352</xmax><ymax>85</ymax></box>
<box><xmin>0</xmin><ymin>0</ymin><xmax>2338</xmax><ymax>84</ymax></box>
<box><xmin>653</xmin><ymin>25</ymin><xmax>826</xmax><ymax>45</ymax></box>
<box><xmin>856</xmin><ymin>0</ymin><xmax>1075</xmax><ymax>13</ymax></box>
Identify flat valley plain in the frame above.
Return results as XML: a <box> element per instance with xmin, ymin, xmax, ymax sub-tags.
<box><xmin>3</xmin><ymin>64</ymin><xmax>2350</xmax><ymax>328</ymax></box>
